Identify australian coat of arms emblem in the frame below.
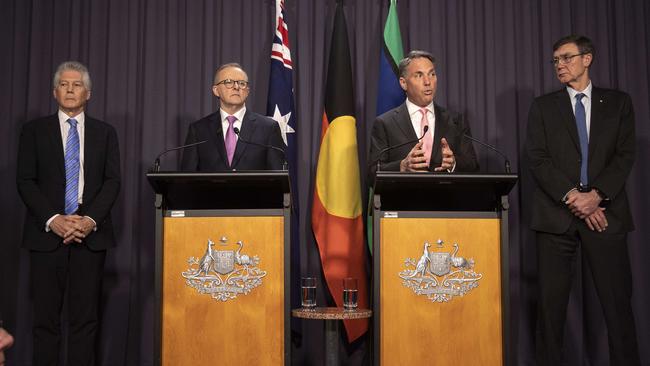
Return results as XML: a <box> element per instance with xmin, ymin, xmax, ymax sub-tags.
<box><xmin>181</xmin><ymin>236</ymin><xmax>267</xmax><ymax>301</ymax></box>
<box><xmin>399</xmin><ymin>239</ymin><xmax>482</xmax><ymax>303</ymax></box>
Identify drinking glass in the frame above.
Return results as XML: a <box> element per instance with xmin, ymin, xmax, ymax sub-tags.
<box><xmin>301</xmin><ymin>277</ymin><xmax>317</xmax><ymax>309</ymax></box>
<box><xmin>343</xmin><ymin>277</ymin><xmax>358</xmax><ymax>310</ymax></box>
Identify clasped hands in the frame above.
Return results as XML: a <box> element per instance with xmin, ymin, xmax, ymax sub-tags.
<box><xmin>400</xmin><ymin>138</ymin><xmax>455</xmax><ymax>172</ymax></box>
<box><xmin>565</xmin><ymin>189</ymin><xmax>607</xmax><ymax>232</ymax></box>
<box><xmin>49</xmin><ymin>214</ymin><xmax>95</xmax><ymax>244</ymax></box>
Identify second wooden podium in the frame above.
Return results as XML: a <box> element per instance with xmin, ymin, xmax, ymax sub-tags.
<box><xmin>147</xmin><ymin>172</ymin><xmax>291</xmax><ymax>366</ymax></box>
<box><xmin>372</xmin><ymin>172</ymin><xmax>517</xmax><ymax>366</ymax></box>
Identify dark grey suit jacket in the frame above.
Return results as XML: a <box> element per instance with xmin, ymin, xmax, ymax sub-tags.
<box><xmin>16</xmin><ymin>114</ymin><xmax>121</xmax><ymax>251</ymax></box>
<box><xmin>180</xmin><ymin>110</ymin><xmax>285</xmax><ymax>171</ymax></box>
<box><xmin>525</xmin><ymin>87</ymin><xmax>635</xmax><ymax>234</ymax></box>
<box><xmin>368</xmin><ymin>102</ymin><xmax>479</xmax><ymax>181</ymax></box>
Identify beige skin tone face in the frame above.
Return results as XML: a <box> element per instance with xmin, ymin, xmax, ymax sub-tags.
<box><xmin>52</xmin><ymin>70</ymin><xmax>91</xmax><ymax>118</ymax></box>
<box><xmin>399</xmin><ymin>57</ymin><xmax>437</xmax><ymax>107</ymax></box>
<box><xmin>212</xmin><ymin>66</ymin><xmax>250</xmax><ymax>115</ymax></box>
<box><xmin>553</xmin><ymin>43</ymin><xmax>592</xmax><ymax>91</ymax></box>
<box><xmin>398</xmin><ymin>57</ymin><xmax>454</xmax><ymax>172</ymax></box>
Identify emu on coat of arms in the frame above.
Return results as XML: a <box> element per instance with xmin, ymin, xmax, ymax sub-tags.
<box><xmin>181</xmin><ymin>236</ymin><xmax>266</xmax><ymax>301</ymax></box>
<box><xmin>399</xmin><ymin>239</ymin><xmax>482</xmax><ymax>303</ymax></box>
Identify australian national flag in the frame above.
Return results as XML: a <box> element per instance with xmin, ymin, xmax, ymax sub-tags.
<box><xmin>267</xmin><ymin>0</ymin><xmax>296</xmax><ymax>167</ymax></box>
<box><xmin>266</xmin><ymin>0</ymin><xmax>300</xmax><ymax>332</ymax></box>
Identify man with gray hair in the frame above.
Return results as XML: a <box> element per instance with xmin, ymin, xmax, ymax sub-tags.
<box><xmin>369</xmin><ymin>50</ymin><xmax>478</xmax><ymax>179</ymax></box>
<box><xmin>16</xmin><ymin>60</ymin><xmax>121</xmax><ymax>364</ymax></box>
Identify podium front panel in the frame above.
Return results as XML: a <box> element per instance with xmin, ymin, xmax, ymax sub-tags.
<box><xmin>379</xmin><ymin>216</ymin><xmax>502</xmax><ymax>365</ymax></box>
<box><xmin>161</xmin><ymin>216</ymin><xmax>284</xmax><ymax>365</ymax></box>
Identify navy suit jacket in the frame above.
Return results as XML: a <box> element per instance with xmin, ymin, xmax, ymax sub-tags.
<box><xmin>368</xmin><ymin>102</ymin><xmax>479</xmax><ymax>181</ymax></box>
<box><xmin>181</xmin><ymin>110</ymin><xmax>286</xmax><ymax>171</ymax></box>
<box><xmin>526</xmin><ymin>87</ymin><xmax>635</xmax><ymax>234</ymax></box>
<box><xmin>16</xmin><ymin>114</ymin><xmax>121</xmax><ymax>251</ymax></box>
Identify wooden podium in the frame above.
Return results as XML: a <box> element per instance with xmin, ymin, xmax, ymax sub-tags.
<box><xmin>147</xmin><ymin>172</ymin><xmax>291</xmax><ymax>366</ymax></box>
<box><xmin>372</xmin><ymin>172</ymin><xmax>517</xmax><ymax>366</ymax></box>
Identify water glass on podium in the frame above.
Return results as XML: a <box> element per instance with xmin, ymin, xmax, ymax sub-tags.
<box><xmin>343</xmin><ymin>278</ymin><xmax>358</xmax><ymax>310</ymax></box>
<box><xmin>301</xmin><ymin>277</ymin><xmax>317</xmax><ymax>309</ymax></box>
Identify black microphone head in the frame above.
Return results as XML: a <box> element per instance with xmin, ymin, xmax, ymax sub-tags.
<box><xmin>423</xmin><ymin>125</ymin><xmax>429</xmax><ymax>134</ymax></box>
<box><xmin>233</xmin><ymin>127</ymin><xmax>241</xmax><ymax>135</ymax></box>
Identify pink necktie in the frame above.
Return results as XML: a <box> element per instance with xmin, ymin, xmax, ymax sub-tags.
<box><xmin>420</xmin><ymin>108</ymin><xmax>432</xmax><ymax>166</ymax></box>
<box><xmin>225</xmin><ymin>115</ymin><xmax>237</xmax><ymax>165</ymax></box>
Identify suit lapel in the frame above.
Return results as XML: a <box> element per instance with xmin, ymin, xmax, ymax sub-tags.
<box><xmin>231</xmin><ymin>111</ymin><xmax>255</xmax><ymax>168</ymax></box>
<box><xmin>555</xmin><ymin>90</ymin><xmax>581</xmax><ymax>152</ymax></box>
<box><xmin>430</xmin><ymin>104</ymin><xmax>448</xmax><ymax>169</ymax></box>
<box><xmin>84</xmin><ymin>117</ymin><xmax>102</xmax><ymax>186</ymax></box>
<box><xmin>209</xmin><ymin>113</ymin><xmax>230</xmax><ymax>168</ymax></box>
<box><xmin>47</xmin><ymin>114</ymin><xmax>66</xmax><ymax>175</ymax></box>
<box><xmin>588</xmin><ymin>87</ymin><xmax>605</xmax><ymax>158</ymax></box>
<box><xmin>393</xmin><ymin>103</ymin><xmax>418</xmax><ymax>141</ymax></box>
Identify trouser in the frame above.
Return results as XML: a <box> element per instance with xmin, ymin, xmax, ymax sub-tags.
<box><xmin>30</xmin><ymin>244</ymin><xmax>106</xmax><ymax>366</ymax></box>
<box><xmin>535</xmin><ymin>221</ymin><xmax>639</xmax><ymax>366</ymax></box>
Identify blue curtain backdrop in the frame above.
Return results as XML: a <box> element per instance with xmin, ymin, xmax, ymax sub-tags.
<box><xmin>0</xmin><ymin>0</ymin><xmax>648</xmax><ymax>365</ymax></box>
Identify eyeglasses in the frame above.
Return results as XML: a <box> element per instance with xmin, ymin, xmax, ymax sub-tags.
<box><xmin>215</xmin><ymin>79</ymin><xmax>249</xmax><ymax>89</ymax></box>
<box><xmin>550</xmin><ymin>53</ymin><xmax>586</xmax><ymax>66</ymax></box>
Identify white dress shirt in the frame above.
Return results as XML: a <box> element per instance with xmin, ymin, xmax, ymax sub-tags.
<box><xmin>220</xmin><ymin>106</ymin><xmax>246</xmax><ymax>142</ymax></box>
<box><xmin>405</xmin><ymin>98</ymin><xmax>435</xmax><ymax>145</ymax></box>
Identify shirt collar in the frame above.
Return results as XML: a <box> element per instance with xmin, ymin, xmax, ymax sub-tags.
<box><xmin>219</xmin><ymin>106</ymin><xmax>247</xmax><ymax>123</ymax></box>
<box><xmin>58</xmin><ymin>110</ymin><xmax>85</xmax><ymax>126</ymax></box>
<box><xmin>405</xmin><ymin>98</ymin><xmax>434</xmax><ymax>117</ymax></box>
<box><xmin>566</xmin><ymin>81</ymin><xmax>592</xmax><ymax>101</ymax></box>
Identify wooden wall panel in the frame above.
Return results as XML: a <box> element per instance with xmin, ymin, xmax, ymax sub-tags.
<box><xmin>380</xmin><ymin>217</ymin><xmax>502</xmax><ymax>365</ymax></box>
<box><xmin>162</xmin><ymin>216</ymin><xmax>284</xmax><ymax>365</ymax></box>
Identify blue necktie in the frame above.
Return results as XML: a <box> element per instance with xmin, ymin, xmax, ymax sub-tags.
<box><xmin>574</xmin><ymin>93</ymin><xmax>589</xmax><ymax>186</ymax></box>
<box><xmin>64</xmin><ymin>118</ymin><xmax>80</xmax><ymax>214</ymax></box>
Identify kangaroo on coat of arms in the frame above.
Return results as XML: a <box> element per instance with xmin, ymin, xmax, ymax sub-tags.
<box><xmin>399</xmin><ymin>239</ymin><xmax>482</xmax><ymax>303</ymax></box>
<box><xmin>182</xmin><ymin>237</ymin><xmax>266</xmax><ymax>302</ymax></box>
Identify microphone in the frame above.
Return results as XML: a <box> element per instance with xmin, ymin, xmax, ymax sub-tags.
<box><xmin>373</xmin><ymin>125</ymin><xmax>429</xmax><ymax>172</ymax></box>
<box><xmin>462</xmin><ymin>134</ymin><xmax>511</xmax><ymax>173</ymax></box>
<box><xmin>233</xmin><ymin>127</ymin><xmax>288</xmax><ymax>170</ymax></box>
<box><xmin>152</xmin><ymin>140</ymin><xmax>207</xmax><ymax>172</ymax></box>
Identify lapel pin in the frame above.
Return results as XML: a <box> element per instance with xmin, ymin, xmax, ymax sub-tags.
<box><xmin>599</xmin><ymin>99</ymin><xmax>603</xmax><ymax>103</ymax></box>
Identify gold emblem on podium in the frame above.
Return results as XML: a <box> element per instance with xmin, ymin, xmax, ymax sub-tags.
<box><xmin>399</xmin><ymin>239</ymin><xmax>482</xmax><ymax>302</ymax></box>
<box><xmin>182</xmin><ymin>237</ymin><xmax>267</xmax><ymax>301</ymax></box>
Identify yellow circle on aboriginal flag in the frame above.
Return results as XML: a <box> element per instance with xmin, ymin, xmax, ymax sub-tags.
<box><xmin>315</xmin><ymin>115</ymin><xmax>362</xmax><ymax>218</ymax></box>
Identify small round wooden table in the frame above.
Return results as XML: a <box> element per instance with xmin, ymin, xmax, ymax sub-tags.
<box><xmin>292</xmin><ymin>307</ymin><xmax>372</xmax><ymax>366</ymax></box>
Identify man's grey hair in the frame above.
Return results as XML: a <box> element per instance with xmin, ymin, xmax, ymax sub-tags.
<box><xmin>213</xmin><ymin>62</ymin><xmax>248</xmax><ymax>85</ymax></box>
<box><xmin>398</xmin><ymin>50</ymin><xmax>437</xmax><ymax>77</ymax></box>
<box><xmin>52</xmin><ymin>61</ymin><xmax>92</xmax><ymax>90</ymax></box>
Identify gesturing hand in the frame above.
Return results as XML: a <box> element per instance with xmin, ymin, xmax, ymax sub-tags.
<box><xmin>400</xmin><ymin>141</ymin><xmax>429</xmax><ymax>172</ymax></box>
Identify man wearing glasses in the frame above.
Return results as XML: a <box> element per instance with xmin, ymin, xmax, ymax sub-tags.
<box><xmin>181</xmin><ymin>63</ymin><xmax>286</xmax><ymax>171</ymax></box>
<box><xmin>526</xmin><ymin>35</ymin><xmax>639</xmax><ymax>365</ymax></box>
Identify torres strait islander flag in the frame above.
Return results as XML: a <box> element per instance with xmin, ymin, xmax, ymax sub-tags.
<box><xmin>311</xmin><ymin>0</ymin><xmax>368</xmax><ymax>342</ymax></box>
<box><xmin>368</xmin><ymin>0</ymin><xmax>405</xmax><ymax>253</ymax></box>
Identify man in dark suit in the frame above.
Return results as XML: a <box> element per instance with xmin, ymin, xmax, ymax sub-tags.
<box><xmin>17</xmin><ymin>61</ymin><xmax>121</xmax><ymax>365</ymax></box>
<box><xmin>369</xmin><ymin>50</ymin><xmax>478</xmax><ymax>179</ymax></box>
<box><xmin>181</xmin><ymin>63</ymin><xmax>285</xmax><ymax>171</ymax></box>
<box><xmin>526</xmin><ymin>35</ymin><xmax>639</xmax><ymax>365</ymax></box>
